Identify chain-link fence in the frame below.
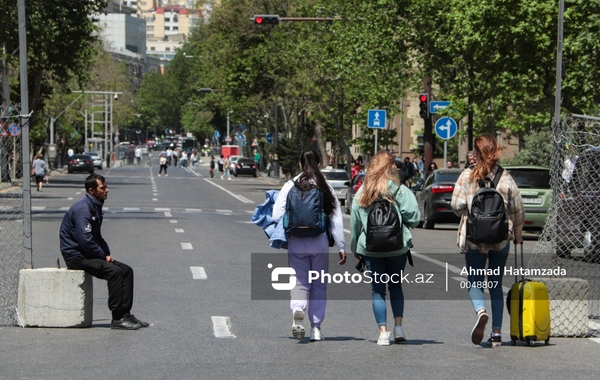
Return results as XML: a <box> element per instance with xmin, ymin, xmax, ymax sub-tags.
<box><xmin>529</xmin><ymin>114</ymin><xmax>600</xmax><ymax>337</ymax></box>
<box><xmin>0</xmin><ymin>108</ymin><xmax>26</xmax><ymax>326</ymax></box>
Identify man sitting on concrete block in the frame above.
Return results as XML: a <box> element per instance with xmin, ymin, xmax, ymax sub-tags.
<box><xmin>59</xmin><ymin>173</ymin><xmax>149</xmax><ymax>330</ymax></box>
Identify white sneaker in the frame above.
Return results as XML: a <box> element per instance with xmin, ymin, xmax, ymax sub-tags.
<box><xmin>394</xmin><ymin>326</ymin><xmax>406</xmax><ymax>343</ymax></box>
<box><xmin>292</xmin><ymin>309</ymin><xmax>305</xmax><ymax>340</ymax></box>
<box><xmin>377</xmin><ymin>331</ymin><xmax>391</xmax><ymax>346</ymax></box>
<box><xmin>158</xmin><ymin>174</ymin><xmax>161</xmax><ymax>177</ymax></box>
<box><xmin>310</xmin><ymin>327</ymin><xmax>324</xmax><ymax>341</ymax></box>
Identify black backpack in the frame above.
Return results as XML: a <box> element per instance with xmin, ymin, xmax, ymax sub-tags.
<box><xmin>466</xmin><ymin>167</ymin><xmax>508</xmax><ymax>244</ymax></box>
<box><xmin>365</xmin><ymin>190</ymin><xmax>403</xmax><ymax>252</ymax></box>
<box><xmin>284</xmin><ymin>181</ymin><xmax>327</xmax><ymax>238</ymax></box>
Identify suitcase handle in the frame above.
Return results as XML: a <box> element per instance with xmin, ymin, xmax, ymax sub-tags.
<box><xmin>514</xmin><ymin>242</ymin><xmax>525</xmax><ymax>283</ymax></box>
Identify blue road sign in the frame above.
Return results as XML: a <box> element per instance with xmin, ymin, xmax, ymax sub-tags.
<box><xmin>266</xmin><ymin>133</ymin><xmax>272</xmax><ymax>144</ymax></box>
<box><xmin>8</xmin><ymin>123</ymin><xmax>21</xmax><ymax>136</ymax></box>
<box><xmin>214</xmin><ymin>130</ymin><xmax>220</xmax><ymax>138</ymax></box>
<box><xmin>242</xmin><ymin>140</ymin><xmax>247</xmax><ymax>147</ymax></box>
<box><xmin>430</xmin><ymin>101</ymin><xmax>451</xmax><ymax>114</ymax></box>
<box><xmin>435</xmin><ymin>117</ymin><xmax>458</xmax><ymax>140</ymax></box>
<box><xmin>367</xmin><ymin>109</ymin><xmax>386</xmax><ymax>129</ymax></box>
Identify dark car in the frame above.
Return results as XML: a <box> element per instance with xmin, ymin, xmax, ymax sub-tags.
<box><xmin>344</xmin><ymin>172</ymin><xmax>365</xmax><ymax>214</ymax></box>
<box><xmin>556</xmin><ymin>147</ymin><xmax>600</xmax><ymax>261</ymax></box>
<box><xmin>68</xmin><ymin>154</ymin><xmax>94</xmax><ymax>174</ymax></box>
<box><xmin>416</xmin><ymin>169</ymin><xmax>462</xmax><ymax>229</ymax></box>
<box><xmin>231</xmin><ymin>157</ymin><xmax>257</xmax><ymax>177</ymax></box>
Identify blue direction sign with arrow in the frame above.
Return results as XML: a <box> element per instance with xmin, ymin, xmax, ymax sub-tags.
<box><xmin>435</xmin><ymin>117</ymin><xmax>458</xmax><ymax>140</ymax></box>
<box><xmin>430</xmin><ymin>101</ymin><xmax>451</xmax><ymax>114</ymax></box>
<box><xmin>265</xmin><ymin>133</ymin><xmax>272</xmax><ymax>144</ymax></box>
<box><xmin>367</xmin><ymin>109</ymin><xmax>386</xmax><ymax>129</ymax></box>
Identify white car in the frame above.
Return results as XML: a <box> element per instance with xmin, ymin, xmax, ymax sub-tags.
<box><xmin>321</xmin><ymin>169</ymin><xmax>350</xmax><ymax>205</ymax></box>
<box><xmin>88</xmin><ymin>152</ymin><xmax>102</xmax><ymax>170</ymax></box>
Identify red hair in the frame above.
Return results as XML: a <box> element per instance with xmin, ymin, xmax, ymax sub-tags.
<box><xmin>470</xmin><ymin>134</ymin><xmax>502</xmax><ymax>182</ymax></box>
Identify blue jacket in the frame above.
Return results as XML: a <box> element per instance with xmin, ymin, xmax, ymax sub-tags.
<box><xmin>59</xmin><ymin>194</ymin><xmax>111</xmax><ymax>261</ymax></box>
<box><xmin>251</xmin><ymin>190</ymin><xmax>287</xmax><ymax>249</ymax></box>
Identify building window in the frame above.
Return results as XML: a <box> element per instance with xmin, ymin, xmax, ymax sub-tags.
<box><xmin>150</xmin><ymin>47</ymin><xmax>155</xmax><ymax>51</ymax></box>
<box><xmin>141</xmin><ymin>2</ymin><xmax>146</xmax><ymax>5</ymax></box>
<box><xmin>165</xmin><ymin>17</ymin><xmax>170</xmax><ymax>22</ymax></box>
<box><xmin>166</xmin><ymin>47</ymin><xmax>171</xmax><ymax>52</ymax></box>
<box><xmin>165</xmin><ymin>26</ymin><xmax>170</xmax><ymax>31</ymax></box>
<box><xmin>173</xmin><ymin>26</ymin><xmax>178</xmax><ymax>31</ymax></box>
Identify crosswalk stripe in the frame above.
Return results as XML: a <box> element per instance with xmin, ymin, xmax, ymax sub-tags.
<box><xmin>211</xmin><ymin>316</ymin><xmax>236</xmax><ymax>338</ymax></box>
<box><xmin>123</xmin><ymin>207</ymin><xmax>139</xmax><ymax>211</ymax></box>
<box><xmin>175</xmin><ymin>229</ymin><xmax>184</xmax><ymax>233</ymax></box>
<box><xmin>216</xmin><ymin>209</ymin><xmax>232</xmax><ymax>214</ymax></box>
<box><xmin>190</xmin><ymin>266</ymin><xmax>207</xmax><ymax>279</ymax></box>
<box><xmin>181</xmin><ymin>243</ymin><xmax>193</xmax><ymax>250</ymax></box>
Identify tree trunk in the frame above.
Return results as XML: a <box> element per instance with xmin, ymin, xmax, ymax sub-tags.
<box><xmin>314</xmin><ymin>119</ymin><xmax>329</xmax><ymax>168</ymax></box>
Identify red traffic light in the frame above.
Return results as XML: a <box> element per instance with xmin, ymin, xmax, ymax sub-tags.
<box><xmin>253</xmin><ymin>15</ymin><xmax>280</xmax><ymax>25</ymax></box>
<box><xmin>419</xmin><ymin>94</ymin><xmax>428</xmax><ymax>103</ymax></box>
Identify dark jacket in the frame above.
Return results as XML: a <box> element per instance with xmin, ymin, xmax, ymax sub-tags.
<box><xmin>59</xmin><ymin>193</ymin><xmax>111</xmax><ymax>261</ymax></box>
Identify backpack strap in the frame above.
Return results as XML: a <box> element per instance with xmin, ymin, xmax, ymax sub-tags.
<box><xmin>491</xmin><ymin>166</ymin><xmax>504</xmax><ymax>189</ymax></box>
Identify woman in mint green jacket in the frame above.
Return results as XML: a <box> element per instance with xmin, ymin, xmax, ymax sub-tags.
<box><xmin>350</xmin><ymin>151</ymin><xmax>420</xmax><ymax>346</ymax></box>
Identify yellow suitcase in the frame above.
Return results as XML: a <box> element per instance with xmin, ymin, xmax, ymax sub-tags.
<box><xmin>509</xmin><ymin>243</ymin><xmax>551</xmax><ymax>346</ymax></box>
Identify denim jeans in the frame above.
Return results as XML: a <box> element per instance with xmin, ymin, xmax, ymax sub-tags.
<box><xmin>464</xmin><ymin>244</ymin><xmax>510</xmax><ymax>330</ymax></box>
<box><xmin>363</xmin><ymin>254</ymin><xmax>408</xmax><ymax>326</ymax></box>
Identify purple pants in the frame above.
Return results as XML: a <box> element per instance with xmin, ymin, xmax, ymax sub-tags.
<box><xmin>288</xmin><ymin>233</ymin><xmax>329</xmax><ymax>328</ymax></box>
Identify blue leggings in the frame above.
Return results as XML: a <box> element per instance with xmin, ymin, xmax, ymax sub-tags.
<box><xmin>363</xmin><ymin>254</ymin><xmax>407</xmax><ymax>326</ymax></box>
<box><xmin>464</xmin><ymin>244</ymin><xmax>510</xmax><ymax>330</ymax></box>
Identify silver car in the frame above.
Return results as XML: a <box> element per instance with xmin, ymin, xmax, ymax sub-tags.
<box><xmin>87</xmin><ymin>152</ymin><xmax>102</xmax><ymax>170</ymax></box>
<box><xmin>321</xmin><ymin>169</ymin><xmax>350</xmax><ymax>205</ymax></box>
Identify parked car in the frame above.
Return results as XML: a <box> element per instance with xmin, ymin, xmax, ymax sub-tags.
<box><xmin>87</xmin><ymin>151</ymin><xmax>102</xmax><ymax>170</ymax></box>
<box><xmin>67</xmin><ymin>154</ymin><xmax>94</xmax><ymax>174</ymax></box>
<box><xmin>343</xmin><ymin>172</ymin><xmax>365</xmax><ymax>214</ymax></box>
<box><xmin>230</xmin><ymin>157</ymin><xmax>257</xmax><ymax>177</ymax></box>
<box><xmin>503</xmin><ymin>165</ymin><xmax>551</xmax><ymax>232</ymax></box>
<box><xmin>556</xmin><ymin>147</ymin><xmax>600</xmax><ymax>261</ymax></box>
<box><xmin>321</xmin><ymin>169</ymin><xmax>350</xmax><ymax>205</ymax></box>
<box><xmin>416</xmin><ymin>169</ymin><xmax>462</xmax><ymax>229</ymax></box>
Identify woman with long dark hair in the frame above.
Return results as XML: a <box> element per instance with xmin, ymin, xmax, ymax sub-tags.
<box><xmin>350</xmin><ymin>151</ymin><xmax>420</xmax><ymax>346</ymax></box>
<box><xmin>451</xmin><ymin>134</ymin><xmax>524</xmax><ymax>346</ymax></box>
<box><xmin>272</xmin><ymin>150</ymin><xmax>346</xmax><ymax>342</ymax></box>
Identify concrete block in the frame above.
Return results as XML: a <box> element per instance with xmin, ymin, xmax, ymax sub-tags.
<box><xmin>531</xmin><ymin>277</ymin><xmax>589</xmax><ymax>337</ymax></box>
<box><xmin>17</xmin><ymin>268</ymin><xmax>93</xmax><ymax>327</ymax></box>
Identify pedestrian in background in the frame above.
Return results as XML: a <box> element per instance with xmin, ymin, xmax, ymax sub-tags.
<box><xmin>166</xmin><ymin>147</ymin><xmax>173</xmax><ymax>166</ymax></box>
<box><xmin>451</xmin><ymin>134</ymin><xmax>524</xmax><ymax>346</ymax></box>
<box><xmin>222</xmin><ymin>155</ymin><xmax>230</xmax><ymax>180</ymax></box>
<box><xmin>272</xmin><ymin>150</ymin><xmax>346</xmax><ymax>342</ymax></box>
<box><xmin>217</xmin><ymin>155</ymin><xmax>224</xmax><ymax>176</ymax></box>
<box><xmin>350</xmin><ymin>150</ymin><xmax>420</xmax><ymax>346</ymax></box>
<box><xmin>190</xmin><ymin>150</ymin><xmax>199</xmax><ymax>169</ymax></box>
<box><xmin>158</xmin><ymin>153</ymin><xmax>168</xmax><ymax>177</ymax></box>
<box><xmin>209</xmin><ymin>155</ymin><xmax>215</xmax><ymax>178</ymax></box>
<box><xmin>446</xmin><ymin>161</ymin><xmax>453</xmax><ymax>169</ymax></box>
<box><xmin>32</xmin><ymin>153</ymin><xmax>48</xmax><ymax>192</ymax></box>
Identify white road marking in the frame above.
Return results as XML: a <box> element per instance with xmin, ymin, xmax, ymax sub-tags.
<box><xmin>155</xmin><ymin>208</ymin><xmax>171</xmax><ymax>211</ymax></box>
<box><xmin>67</xmin><ymin>197</ymin><xmax>73</xmax><ymax>200</ymax></box>
<box><xmin>75</xmin><ymin>192</ymin><xmax>81</xmax><ymax>195</ymax></box>
<box><xmin>152</xmin><ymin>198</ymin><xmax>158</xmax><ymax>201</ymax></box>
<box><xmin>185</xmin><ymin>208</ymin><xmax>202</xmax><ymax>212</ymax></box>
<box><xmin>123</xmin><ymin>207</ymin><xmax>139</xmax><ymax>211</ymax></box>
<box><xmin>203</xmin><ymin>178</ymin><xmax>254</xmax><ymax>204</ymax></box>
<box><xmin>153</xmin><ymin>193</ymin><xmax>158</xmax><ymax>196</ymax></box>
<box><xmin>59</xmin><ymin>206</ymin><xmax>69</xmax><ymax>211</ymax></box>
<box><xmin>31</xmin><ymin>206</ymin><xmax>46</xmax><ymax>211</ymax></box>
<box><xmin>170</xmin><ymin>220</ymin><xmax>178</xmax><ymax>224</ymax></box>
<box><xmin>190</xmin><ymin>266</ymin><xmax>207</xmax><ymax>279</ymax></box>
<box><xmin>175</xmin><ymin>229</ymin><xmax>184</xmax><ymax>233</ymax></box>
<box><xmin>211</xmin><ymin>316</ymin><xmax>236</xmax><ymax>338</ymax></box>
<box><xmin>164</xmin><ymin>211</ymin><xmax>172</xmax><ymax>217</ymax></box>
<box><xmin>236</xmin><ymin>221</ymin><xmax>254</xmax><ymax>224</ymax></box>
<box><xmin>216</xmin><ymin>209</ymin><xmax>233</xmax><ymax>214</ymax></box>
<box><xmin>245</xmin><ymin>210</ymin><xmax>254</xmax><ymax>214</ymax></box>
<box><xmin>181</xmin><ymin>243</ymin><xmax>193</xmax><ymax>250</ymax></box>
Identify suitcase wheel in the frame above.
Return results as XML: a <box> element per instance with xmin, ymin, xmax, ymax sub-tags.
<box><xmin>510</xmin><ymin>338</ymin><xmax>516</xmax><ymax>346</ymax></box>
<box><xmin>527</xmin><ymin>339</ymin><xmax>535</xmax><ymax>347</ymax></box>
<box><xmin>545</xmin><ymin>338</ymin><xmax>550</xmax><ymax>346</ymax></box>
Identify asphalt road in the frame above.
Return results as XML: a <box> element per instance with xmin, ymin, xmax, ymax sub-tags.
<box><xmin>1</xmin><ymin>161</ymin><xmax>599</xmax><ymax>380</ymax></box>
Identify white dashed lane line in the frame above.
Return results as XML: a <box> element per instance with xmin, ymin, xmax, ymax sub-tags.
<box><xmin>155</xmin><ymin>208</ymin><xmax>171</xmax><ymax>211</ymax></box>
<box><xmin>203</xmin><ymin>178</ymin><xmax>254</xmax><ymax>204</ymax></box>
<box><xmin>164</xmin><ymin>211</ymin><xmax>172</xmax><ymax>217</ymax></box>
<box><xmin>190</xmin><ymin>266</ymin><xmax>207</xmax><ymax>279</ymax></box>
<box><xmin>181</xmin><ymin>243</ymin><xmax>193</xmax><ymax>250</ymax></box>
<box><xmin>175</xmin><ymin>229</ymin><xmax>184</xmax><ymax>233</ymax></box>
<box><xmin>216</xmin><ymin>209</ymin><xmax>232</xmax><ymax>214</ymax></box>
<box><xmin>170</xmin><ymin>220</ymin><xmax>178</xmax><ymax>224</ymax></box>
<box><xmin>211</xmin><ymin>316</ymin><xmax>236</xmax><ymax>338</ymax></box>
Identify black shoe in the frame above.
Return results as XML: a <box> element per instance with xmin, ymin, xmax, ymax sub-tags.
<box><xmin>111</xmin><ymin>317</ymin><xmax>141</xmax><ymax>330</ymax></box>
<box><xmin>488</xmin><ymin>332</ymin><xmax>502</xmax><ymax>347</ymax></box>
<box><xmin>126</xmin><ymin>314</ymin><xmax>149</xmax><ymax>328</ymax></box>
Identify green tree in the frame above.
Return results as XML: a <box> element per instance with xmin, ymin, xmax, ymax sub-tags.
<box><xmin>503</xmin><ymin>129</ymin><xmax>553</xmax><ymax>167</ymax></box>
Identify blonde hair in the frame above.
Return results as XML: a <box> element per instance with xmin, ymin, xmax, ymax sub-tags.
<box><xmin>357</xmin><ymin>151</ymin><xmax>400</xmax><ymax>207</ymax></box>
<box><xmin>470</xmin><ymin>134</ymin><xmax>502</xmax><ymax>182</ymax></box>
